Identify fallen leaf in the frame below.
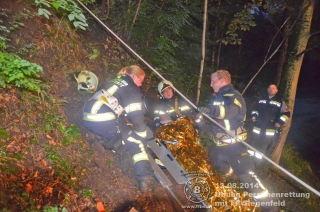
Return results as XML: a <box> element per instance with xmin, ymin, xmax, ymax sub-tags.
<box><xmin>21</xmin><ymin>173</ymin><xmax>27</xmax><ymax>179</ymax></box>
<box><xmin>11</xmin><ymin>96</ymin><xmax>17</xmax><ymax>101</ymax></box>
<box><xmin>13</xmin><ymin>126</ymin><xmax>20</xmax><ymax>133</ymax></box>
<box><xmin>49</xmin><ymin>140</ymin><xmax>56</xmax><ymax>145</ymax></box>
<box><xmin>46</xmin><ymin>134</ymin><xmax>52</xmax><ymax>139</ymax></box>
<box><xmin>41</xmin><ymin>160</ymin><xmax>47</xmax><ymax>167</ymax></box>
<box><xmin>13</xmin><ymin>119</ymin><xmax>20</xmax><ymax>123</ymax></box>
<box><xmin>26</xmin><ymin>183</ymin><xmax>32</xmax><ymax>193</ymax></box>
<box><xmin>129</xmin><ymin>207</ymin><xmax>139</xmax><ymax>212</ymax></box>
<box><xmin>6</xmin><ymin>141</ymin><xmax>15</xmax><ymax>149</ymax></box>
<box><xmin>44</xmin><ymin>186</ymin><xmax>53</xmax><ymax>195</ymax></box>
<box><xmin>9</xmin><ymin>174</ymin><xmax>17</xmax><ymax>181</ymax></box>
<box><xmin>96</xmin><ymin>201</ymin><xmax>106</xmax><ymax>212</ymax></box>
<box><xmin>49</xmin><ymin>169</ymin><xmax>54</xmax><ymax>177</ymax></box>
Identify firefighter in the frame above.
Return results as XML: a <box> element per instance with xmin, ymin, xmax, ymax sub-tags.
<box><xmin>198</xmin><ymin>70</ymin><xmax>277</xmax><ymax>212</ymax></box>
<box><xmin>250</xmin><ymin>84</ymin><xmax>290</xmax><ymax>163</ymax></box>
<box><xmin>153</xmin><ymin>80</ymin><xmax>193</xmax><ymax>127</ymax></box>
<box><xmin>83</xmin><ymin>65</ymin><xmax>156</xmax><ymax>192</ymax></box>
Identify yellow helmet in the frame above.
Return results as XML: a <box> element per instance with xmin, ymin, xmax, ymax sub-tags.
<box><xmin>74</xmin><ymin>71</ymin><xmax>99</xmax><ymax>92</ymax></box>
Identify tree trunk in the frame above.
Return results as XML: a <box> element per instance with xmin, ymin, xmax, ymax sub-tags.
<box><xmin>274</xmin><ymin>11</ymin><xmax>290</xmax><ymax>86</ymax></box>
<box><xmin>272</xmin><ymin>0</ymin><xmax>315</xmax><ymax>164</ymax></box>
<box><xmin>210</xmin><ymin>0</ymin><xmax>221</xmax><ymax>68</ymax></box>
<box><xmin>196</xmin><ymin>0</ymin><xmax>208</xmax><ymax>106</ymax></box>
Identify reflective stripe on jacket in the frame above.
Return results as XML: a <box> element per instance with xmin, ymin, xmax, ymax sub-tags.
<box><xmin>251</xmin><ymin>93</ymin><xmax>290</xmax><ymax>130</ymax></box>
<box><xmin>99</xmin><ymin>75</ymin><xmax>147</xmax><ymax>137</ymax></box>
<box><xmin>153</xmin><ymin>94</ymin><xmax>193</xmax><ymax>124</ymax></box>
<box><xmin>207</xmin><ymin>84</ymin><xmax>246</xmax><ymax>131</ymax></box>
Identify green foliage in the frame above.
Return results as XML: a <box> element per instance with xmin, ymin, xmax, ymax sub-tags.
<box><xmin>16</xmin><ymin>43</ymin><xmax>37</xmax><ymax>55</ymax></box>
<box><xmin>44</xmin><ymin>145</ymin><xmax>78</xmax><ymax>187</ymax></box>
<box><xmin>0</xmin><ymin>127</ymin><xmax>9</xmax><ymax>139</ymax></box>
<box><xmin>35</xmin><ymin>0</ymin><xmax>89</xmax><ymax>30</ymax></box>
<box><xmin>10</xmin><ymin>8</ymin><xmax>36</xmax><ymax>30</ymax></box>
<box><xmin>88</xmin><ymin>48</ymin><xmax>100</xmax><ymax>60</ymax></box>
<box><xmin>64</xmin><ymin>125</ymin><xmax>80</xmax><ymax>139</ymax></box>
<box><xmin>83</xmin><ymin>189</ymin><xmax>92</xmax><ymax>199</ymax></box>
<box><xmin>42</xmin><ymin>205</ymin><xmax>68</xmax><ymax>212</ymax></box>
<box><xmin>0</xmin><ymin>9</ymin><xmax>10</xmax><ymax>51</ymax></box>
<box><xmin>281</xmin><ymin>144</ymin><xmax>314</xmax><ymax>182</ymax></box>
<box><xmin>0</xmin><ymin>148</ymin><xmax>24</xmax><ymax>173</ymax></box>
<box><xmin>220</xmin><ymin>6</ymin><xmax>256</xmax><ymax>45</ymax></box>
<box><xmin>108</xmin><ymin>0</ymin><xmax>202</xmax><ymax>97</ymax></box>
<box><xmin>0</xmin><ymin>51</ymin><xmax>43</xmax><ymax>93</ymax></box>
<box><xmin>12</xmin><ymin>8</ymin><xmax>36</xmax><ymax>21</ymax></box>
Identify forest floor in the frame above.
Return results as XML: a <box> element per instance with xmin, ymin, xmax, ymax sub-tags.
<box><xmin>0</xmin><ymin>1</ymin><xmax>319</xmax><ymax>212</ymax></box>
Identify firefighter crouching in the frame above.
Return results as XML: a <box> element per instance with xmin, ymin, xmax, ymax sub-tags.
<box><xmin>197</xmin><ymin>70</ymin><xmax>278</xmax><ymax>212</ymax></box>
<box><xmin>153</xmin><ymin>80</ymin><xmax>194</xmax><ymax>127</ymax></box>
<box><xmin>83</xmin><ymin>65</ymin><xmax>156</xmax><ymax>192</ymax></box>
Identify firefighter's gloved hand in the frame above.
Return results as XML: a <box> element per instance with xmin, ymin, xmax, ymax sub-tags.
<box><xmin>198</xmin><ymin>107</ymin><xmax>211</xmax><ymax>114</ymax></box>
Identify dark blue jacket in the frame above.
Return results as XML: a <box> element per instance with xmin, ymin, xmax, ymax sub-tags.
<box><xmin>207</xmin><ymin>84</ymin><xmax>246</xmax><ymax>131</ymax></box>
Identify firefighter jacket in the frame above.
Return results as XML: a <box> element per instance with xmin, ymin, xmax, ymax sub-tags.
<box><xmin>251</xmin><ymin>92</ymin><xmax>290</xmax><ymax>135</ymax></box>
<box><xmin>153</xmin><ymin>94</ymin><xmax>193</xmax><ymax>125</ymax></box>
<box><xmin>207</xmin><ymin>84</ymin><xmax>246</xmax><ymax>132</ymax></box>
<box><xmin>83</xmin><ymin>95</ymin><xmax>119</xmax><ymax>139</ymax></box>
<box><xmin>83</xmin><ymin>75</ymin><xmax>148</xmax><ymax>139</ymax></box>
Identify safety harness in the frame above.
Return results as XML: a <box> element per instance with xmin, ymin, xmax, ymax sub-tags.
<box><xmin>88</xmin><ymin>89</ymin><xmax>124</xmax><ymax>117</ymax></box>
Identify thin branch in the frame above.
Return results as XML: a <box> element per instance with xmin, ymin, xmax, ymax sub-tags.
<box><xmin>296</xmin><ymin>45</ymin><xmax>320</xmax><ymax>58</ymax></box>
<box><xmin>242</xmin><ymin>28</ymin><xmax>289</xmax><ymax>95</ymax></box>
<box><xmin>264</xmin><ymin>17</ymin><xmax>290</xmax><ymax>61</ymax></box>
<box><xmin>310</xmin><ymin>29</ymin><xmax>320</xmax><ymax>37</ymax></box>
<box><xmin>131</xmin><ymin>0</ymin><xmax>142</xmax><ymax>29</ymax></box>
<box><xmin>242</xmin><ymin>2</ymin><xmax>312</xmax><ymax>95</ymax></box>
<box><xmin>196</xmin><ymin>0</ymin><xmax>208</xmax><ymax>106</ymax></box>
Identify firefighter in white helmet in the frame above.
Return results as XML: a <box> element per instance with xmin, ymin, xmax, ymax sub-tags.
<box><xmin>153</xmin><ymin>80</ymin><xmax>194</xmax><ymax>127</ymax></box>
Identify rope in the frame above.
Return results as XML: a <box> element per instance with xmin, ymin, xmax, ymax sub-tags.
<box><xmin>76</xmin><ymin>0</ymin><xmax>320</xmax><ymax>197</ymax></box>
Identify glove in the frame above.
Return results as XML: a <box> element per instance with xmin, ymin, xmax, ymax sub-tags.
<box><xmin>198</xmin><ymin>107</ymin><xmax>211</xmax><ymax>114</ymax></box>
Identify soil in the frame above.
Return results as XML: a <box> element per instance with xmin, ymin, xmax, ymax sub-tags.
<box><xmin>0</xmin><ymin>1</ymin><xmax>197</xmax><ymax>212</ymax></box>
<box><xmin>0</xmin><ymin>1</ymin><xmax>319</xmax><ymax>212</ymax></box>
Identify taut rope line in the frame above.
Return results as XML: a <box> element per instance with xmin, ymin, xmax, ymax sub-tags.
<box><xmin>76</xmin><ymin>0</ymin><xmax>320</xmax><ymax>197</ymax></box>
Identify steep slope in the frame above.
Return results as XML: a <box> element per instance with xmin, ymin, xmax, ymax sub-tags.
<box><xmin>0</xmin><ymin>1</ymin><xmax>190</xmax><ymax>211</ymax></box>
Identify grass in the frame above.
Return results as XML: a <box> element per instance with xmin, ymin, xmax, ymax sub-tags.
<box><xmin>258</xmin><ymin>144</ymin><xmax>320</xmax><ymax>211</ymax></box>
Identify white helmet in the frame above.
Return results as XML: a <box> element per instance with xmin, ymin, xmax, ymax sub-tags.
<box><xmin>157</xmin><ymin>80</ymin><xmax>173</xmax><ymax>96</ymax></box>
<box><xmin>74</xmin><ymin>71</ymin><xmax>99</xmax><ymax>92</ymax></box>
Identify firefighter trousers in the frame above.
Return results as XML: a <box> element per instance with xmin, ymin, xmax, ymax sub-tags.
<box><xmin>251</xmin><ymin>131</ymin><xmax>274</xmax><ymax>156</ymax></box>
<box><xmin>120</xmin><ymin>123</ymin><xmax>154</xmax><ymax>181</ymax></box>
<box><xmin>208</xmin><ymin>143</ymin><xmax>268</xmax><ymax>193</ymax></box>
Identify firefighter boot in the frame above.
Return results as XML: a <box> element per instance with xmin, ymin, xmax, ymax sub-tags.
<box><xmin>138</xmin><ymin>176</ymin><xmax>157</xmax><ymax>192</ymax></box>
<box><xmin>111</xmin><ymin>140</ymin><xmax>131</xmax><ymax>172</ymax></box>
